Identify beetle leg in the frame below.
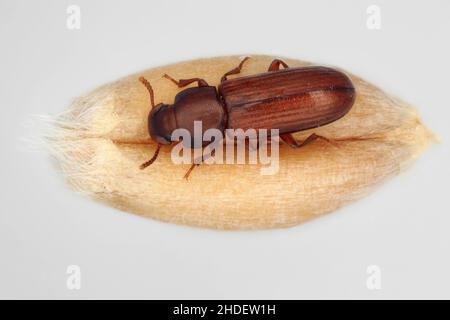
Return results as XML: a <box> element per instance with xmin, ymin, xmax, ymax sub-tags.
<box><xmin>139</xmin><ymin>77</ymin><xmax>156</xmax><ymax>109</ymax></box>
<box><xmin>183</xmin><ymin>144</ymin><xmax>220</xmax><ymax>180</ymax></box>
<box><xmin>184</xmin><ymin>163</ymin><xmax>200</xmax><ymax>180</ymax></box>
<box><xmin>280</xmin><ymin>133</ymin><xmax>333</xmax><ymax>149</ymax></box>
<box><xmin>184</xmin><ymin>154</ymin><xmax>205</xmax><ymax>180</ymax></box>
<box><xmin>220</xmin><ymin>56</ymin><xmax>250</xmax><ymax>82</ymax></box>
<box><xmin>140</xmin><ymin>143</ymin><xmax>162</xmax><ymax>169</ymax></box>
<box><xmin>163</xmin><ymin>74</ymin><xmax>209</xmax><ymax>87</ymax></box>
<box><xmin>267</xmin><ymin>59</ymin><xmax>289</xmax><ymax>72</ymax></box>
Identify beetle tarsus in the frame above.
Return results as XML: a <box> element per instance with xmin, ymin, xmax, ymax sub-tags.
<box><xmin>183</xmin><ymin>151</ymin><xmax>207</xmax><ymax>179</ymax></box>
<box><xmin>268</xmin><ymin>59</ymin><xmax>289</xmax><ymax>72</ymax></box>
<box><xmin>163</xmin><ymin>74</ymin><xmax>209</xmax><ymax>87</ymax></box>
<box><xmin>220</xmin><ymin>56</ymin><xmax>250</xmax><ymax>82</ymax></box>
<box><xmin>184</xmin><ymin>163</ymin><xmax>200</xmax><ymax>180</ymax></box>
<box><xmin>140</xmin><ymin>143</ymin><xmax>162</xmax><ymax>170</ymax></box>
<box><xmin>280</xmin><ymin>133</ymin><xmax>335</xmax><ymax>149</ymax></box>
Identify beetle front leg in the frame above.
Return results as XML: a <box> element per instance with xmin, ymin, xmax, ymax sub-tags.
<box><xmin>220</xmin><ymin>56</ymin><xmax>250</xmax><ymax>82</ymax></box>
<box><xmin>140</xmin><ymin>143</ymin><xmax>162</xmax><ymax>169</ymax></box>
<box><xmin>163</xmin><ymin>74</ymin><xmax>209</xmax><ymax>87</ymax></box>
<box><xmin>267</xmin><ymin>59</ymin><xmax>289</xmax><ymax>72</ymax></box>
<box><xmin>280</xmin><ymin>133</ymin><xmax>335</xmax><ymax>149</ymax></box>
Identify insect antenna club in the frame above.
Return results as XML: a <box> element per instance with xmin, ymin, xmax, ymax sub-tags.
<box><xmin>138</xmin><ymin>57</ymin><xmax>356</xmax><ymax>179</ymax></box>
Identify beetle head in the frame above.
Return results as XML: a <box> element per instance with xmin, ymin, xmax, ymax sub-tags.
<box><xmin>148</xmin><ymin>103</ymin><xmax>175</xmax><ymax>145</ymax></box>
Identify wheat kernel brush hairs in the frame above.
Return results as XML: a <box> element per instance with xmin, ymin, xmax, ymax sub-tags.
<box><xmin>47</xmin><ymin>55</ymin><xmax>435</xmax><ymax>230</ymax></box>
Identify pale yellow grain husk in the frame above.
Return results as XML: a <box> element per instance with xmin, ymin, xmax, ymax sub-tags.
<box><xmin>45</xmin><ymin>55</ymin><xmax>435</xmax><ymax>230</ymax></box>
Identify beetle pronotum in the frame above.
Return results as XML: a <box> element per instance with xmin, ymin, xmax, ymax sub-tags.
<box><xmin>139</xmin><ymin>57</ymin><xmax>356</xmax><ymax>178</ymax></box>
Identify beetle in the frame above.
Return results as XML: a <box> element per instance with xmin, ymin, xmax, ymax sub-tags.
<box><xmin>138</xmin><ymin>57</ymin><xmax>356</xmax><ymax>178</ymax></box>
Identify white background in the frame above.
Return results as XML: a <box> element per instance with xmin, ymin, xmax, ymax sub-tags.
<box><xmin>0</xmin><ymin>0</ymin><xmax>449</xmax><ymax>299</ymax></box>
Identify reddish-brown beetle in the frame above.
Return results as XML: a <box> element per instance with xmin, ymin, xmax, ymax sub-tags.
<box><xmin>139</xmin><ymin>57</ymin><xmax>355</xmax><ymax>178</ymax></box>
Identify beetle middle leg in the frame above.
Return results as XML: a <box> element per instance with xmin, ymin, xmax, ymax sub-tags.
<box><xmin>183</xmin><ymin>144</ymin><xmax>219</xmax><ymax>180</ymax></box>
<box><xmin>184</xmin><ymin>153</ymin><xmax>205</xmax><ymax>180</ymax></box>
<box><xmin>280</xmin><ymin>133</ymin><xmax>335</xmax><ymax>149</ymax></box>
<box><xmin>163</xmin><ymin>74</ymin><xmax>209</xmax><ymax>87</ymax></box>
<box><xmin>220</xmin><ymin>56</ymin><xmax>250</xmax><ymax>82</ymax></box>
<box><xmin>184</xmin><ymin>163</ymin><xmax>200</xmax><ymax>180</ymax></box>
<box><xmin>267</xmin><ymin>59</ymin><xmax>289</xmax><ymax>72</ymax></box>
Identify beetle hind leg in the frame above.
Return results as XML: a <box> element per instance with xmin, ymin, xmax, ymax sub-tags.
<box><xmin>268</xmin><ymin>59</ymin><xmax>289</xmax><ymax>72</ymax></box>
<box><xmin>280</xmin><ymin>133</ymin><xmax>336</xmax><ymax>149</ymax></box>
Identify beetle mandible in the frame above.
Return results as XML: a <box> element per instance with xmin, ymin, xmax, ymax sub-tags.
<box><xmin>138</xmin><ymin>57</ymin><xmax>356</xmax><ymax>178</ymax></box>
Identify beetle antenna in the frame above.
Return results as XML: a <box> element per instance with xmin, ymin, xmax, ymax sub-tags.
<box><xmin>140</xmin><ymin>143</ymin><xmax>162</xmax><ymax>170</ymax></box>
<box><xmin>139</xmin><ymin>76</ymin><xmax>155</xmax><ymax>109</ymax></box>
